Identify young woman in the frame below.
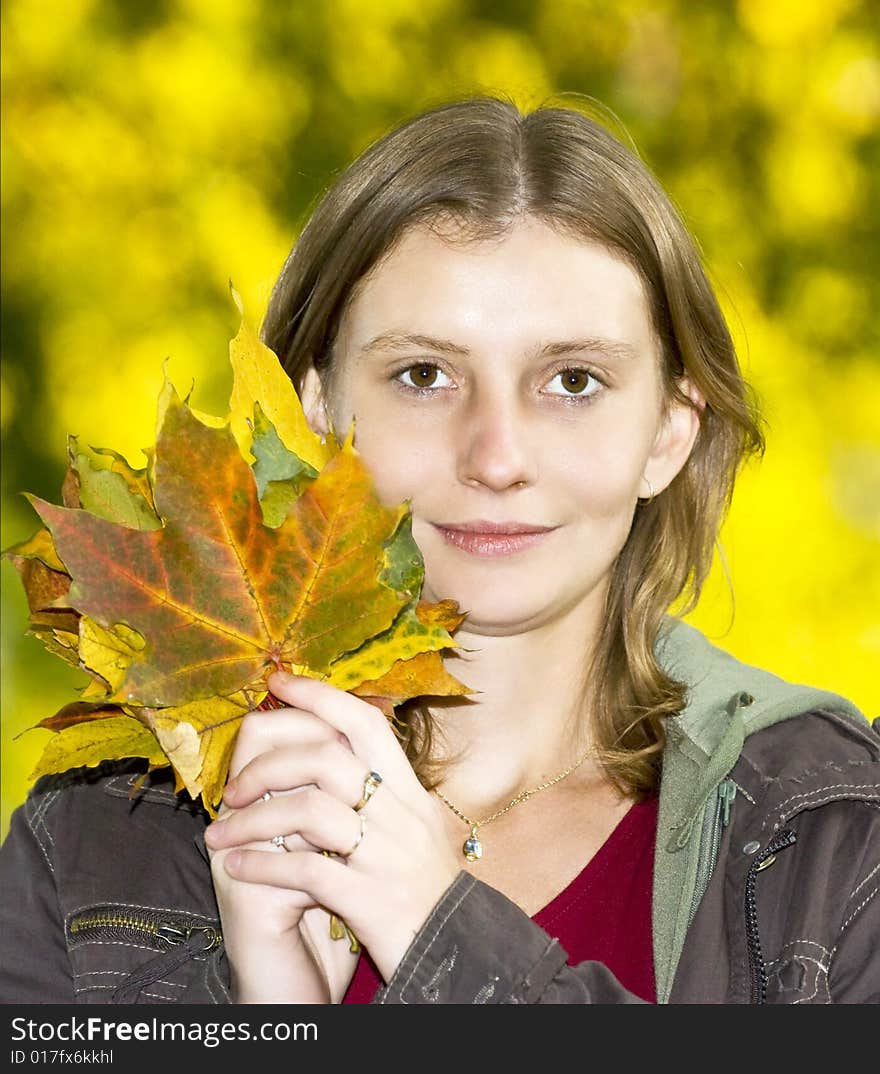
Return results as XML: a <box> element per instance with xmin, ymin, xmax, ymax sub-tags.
<box><xmin>1</xmin><ymin>95</ymin><xmax>877</xmax><ymax>1006</ymax></box>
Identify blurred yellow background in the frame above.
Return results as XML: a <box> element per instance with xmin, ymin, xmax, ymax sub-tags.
<box><xmin>2</xmin><ymin>0</ymin><xmax>878</xmax><ymax>839</ymax></box>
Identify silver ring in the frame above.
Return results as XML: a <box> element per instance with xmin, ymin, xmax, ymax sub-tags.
<box><xmin>271</xmin><ymin>833</ymin><xmax>290</xmax><ymax>852</ymax></box>
<box><xmin>354</xmin><ymin>771</ymin><xmax>383</xmax><ymax>812</ymax></box>
<box><xmin>341</xmin><ymin>813</ymin><xmax>366</xmax><ymax>859</ymax></box>
<box><xmin>261</xmin><ymin>791</ymin><xmax>272</xmax><ymax>802</ymax></box>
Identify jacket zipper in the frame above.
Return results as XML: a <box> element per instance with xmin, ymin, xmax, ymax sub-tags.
<box><xmin>69</xmin><ymin>908</ymin><xmax>222</xmax><ymax>953</ymax></box>
<box><xmin>687</xmin><ymin>778</ymin><xmax>737</xmax><ymax>926</ymax></box>
<box><xmin>745</xmin><ymin>828</ymin><xmax>798</xmax><ymax>1004</ymax></box>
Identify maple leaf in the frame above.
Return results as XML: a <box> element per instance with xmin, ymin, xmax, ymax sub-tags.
<box><xmin>31</xmin><ymin>385</ymin><xmax>413</xmax><ymax>707</ymax></box>
<box><xmin>4</xmin><ymin>297</ymin><xmax>472</xmax><ymax>815</ymax></box>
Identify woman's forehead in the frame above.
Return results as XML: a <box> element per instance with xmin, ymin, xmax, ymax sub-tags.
<box><xmin>338</xmin><ymin>218</ymin><xmax>656</xmax><ymax>356</ymax></box>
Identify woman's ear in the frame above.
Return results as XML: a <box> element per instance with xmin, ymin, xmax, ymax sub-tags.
<box><xmin>643</xmin><ymin>378</ymin><xmax>704</xmax><ymax>495</ymax></box>
<box><xmin>300</xmin><ymin>366</ymin><xmax>331</xmax><ymax>437</ymax></box>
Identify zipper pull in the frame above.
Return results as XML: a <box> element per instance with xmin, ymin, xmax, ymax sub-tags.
<box><xmin>719</xmin><ymin>779</ymin><xmax>737</xmax><ymax>827</ymax></box>
<box><xmin>157</xmin><ymin>922</ymin><xmax>221</xmax><ymax>952</ymax></box>
<box><xmin>157</xmin><ymin>923</ymin><xmax>188</xmax><ymax>946</ymax></box>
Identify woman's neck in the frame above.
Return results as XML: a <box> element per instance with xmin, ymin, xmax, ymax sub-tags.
<box><xmin>433</xmin><ymin>597</ymin><xmax>604</xmax><ymax>807</ymax></box>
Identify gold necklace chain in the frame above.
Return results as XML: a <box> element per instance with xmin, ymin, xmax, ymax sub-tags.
<box><xmin>434</xmin><ymin>744</ymin><xmax>595</xmax><ymax>862</ymax></box>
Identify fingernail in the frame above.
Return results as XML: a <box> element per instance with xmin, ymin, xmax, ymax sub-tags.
<box><xmin>204</xmin><ymin>819</ymin><xmax>224</xmax><ymax>845</ymax></box>
<box><xmin>224</xmin><ymin>778</ymin><xmax>238</xmax><ymax>800</ymax></box>
<box><xmin>226</xmin><ymin>850</ymin><xmax>242</xmax><ymax>872</ymax></box>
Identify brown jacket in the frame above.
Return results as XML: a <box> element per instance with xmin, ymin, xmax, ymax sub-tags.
<box><xmin>1</xmin><ymin>621</ymin><xmax>878</xmax><ymax>1004</ymax></box>
<box><xmin>377</xmin><ymin>708</ymin><xmax>880</xmax><ymax>1004</ymax></box>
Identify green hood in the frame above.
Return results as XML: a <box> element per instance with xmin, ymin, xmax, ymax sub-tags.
<box><xmin>651</xmin><ymin>616</ymin><xmax>868</xmax><ymax>1003</ymax></box>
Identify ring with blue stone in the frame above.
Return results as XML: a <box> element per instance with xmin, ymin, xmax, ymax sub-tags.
<box><xmin>354</xmin><ymin>771</ymin><xmax>383</xmax><ymax>812</ymax></box>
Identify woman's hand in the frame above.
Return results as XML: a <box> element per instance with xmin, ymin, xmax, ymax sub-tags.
<box><xmin>205</xmin><ymin>703</ymin><xmax>361</xmax><ymax>1003</ymax></box>
<box><xmin>205</xmin><ymin>670</ymin><xmax>462</xmax><ymax>986</ymax></box>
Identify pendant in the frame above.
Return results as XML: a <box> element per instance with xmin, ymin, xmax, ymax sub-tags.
<box><xmin>463</xmin><ymin>825</ymin><xmax>483</xmax><ymax>861</ymax></box>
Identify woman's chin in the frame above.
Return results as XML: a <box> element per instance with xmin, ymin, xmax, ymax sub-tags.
<box><xmin>429</xmin><ymin>591</ymin><xmax>568</xmax><ymax>638</ymax></box>
<box><xmin>422</xmin><ymin>568</ymin><xmax>607</xmax><ymax>640</ymax></box>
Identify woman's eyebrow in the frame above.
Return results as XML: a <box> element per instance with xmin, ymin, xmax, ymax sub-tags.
<box><xmin>533</xmin><ymin>338</ymin><xmax>638</xmax><ymax>361</ymax></box>
<box><xmin>359</xmin><ymin>332</ymin><xmax>468</xmax><ymax>357</ymax></box>
<box><xmin>358</xmin><ymin>331</ymin><xmax>638</xmax><ymax>361</ymax></box>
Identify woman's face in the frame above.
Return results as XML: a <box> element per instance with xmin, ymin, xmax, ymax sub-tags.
<box><xmin>304</xmin><ymin>216</ymin><xmax>699</xmax><ymax>637</ymax></box>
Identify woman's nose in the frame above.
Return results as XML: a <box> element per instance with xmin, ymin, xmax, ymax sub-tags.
<box><xmin>456</xmin><ymin>391</ymin><xmax>537</xmax><ymax>491</ymax></box>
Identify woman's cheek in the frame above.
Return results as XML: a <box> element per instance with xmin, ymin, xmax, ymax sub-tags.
<box><xmin>557</xmin><ymin>428</ymin><xmax>648</xmax><ymax>516</ymax></box>
<box><xmin>360</xmin><ymin>431</ymin><xmax>446</xmax><ymax>507</ymax></box>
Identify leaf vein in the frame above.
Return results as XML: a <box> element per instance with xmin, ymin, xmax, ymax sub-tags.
<box><xmin>285</xmin><ymin>474</ymin><xmax>352</xmax><ymax>635</ymax></box>
<box><xmin>100</xmin><ymin>550</ymin><xmax>264</xmax><ymax>654</ymax></box>
<box><xmin>212</xmin><ymin>503</ymin><xmax>274</xmax><ymax>645</ymax></box>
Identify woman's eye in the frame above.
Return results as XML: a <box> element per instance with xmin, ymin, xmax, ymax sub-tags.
<box><xmin>396</xmin><ymin>363</ymin><xmax>451</xmax><ymax>390</ymax></box>
<box><xmin>545</xmin><ymin>368</ymin><xmax>602</xmax><ymax>397</ymax></box>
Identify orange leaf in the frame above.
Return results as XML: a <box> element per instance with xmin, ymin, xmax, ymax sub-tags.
<box><xmin>351</xmin><ymin>650</ymin><xmax>474</xmax><ymax>707</ymax></box>
<box><xmin>29</xmin><ymin>381</ymin><xmax>412</xmax><ymax>708</ymax></box>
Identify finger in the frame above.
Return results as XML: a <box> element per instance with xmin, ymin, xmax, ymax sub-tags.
<box><xmin>228</xmin><ymin>707</ymin><xmax>348</xmax><ymax>780</ymax></box>
<box><xmin>209</xmin><ymin>843</ymin><xmax>317</xmax><ymax>912</ymax></box>
<box><xmin>207</xmin><ymin>786</ymin><xmax>366</xmax><ymax>858</ymax></box>
<box><xmin>226</xmin><ymin>735</ymin><xmax>364</xmax><ymax>808</ymax></box>
<box><xmin>268</xmin><ymin>672</ymin><xmax>421</xmax><ymax>797</ymax></box>
<box><xmin>206</xmin><ymin>798</ymin><xmax>314</xmax><ymax>856</ymax></box>
<box><xmin>224</xmin><ymin>845</ymin><xmax>363</xmax><ymax>911</ymax></box>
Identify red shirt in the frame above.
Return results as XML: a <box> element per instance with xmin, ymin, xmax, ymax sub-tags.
<box><xmin>343</xmin><ymin>794</ymin><xmax>658</xmax><ymax>1004</ymax></box>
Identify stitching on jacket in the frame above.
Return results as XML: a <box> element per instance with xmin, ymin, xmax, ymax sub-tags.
<box><xmin>839</xmin><ymin>881</ymin><xmax>879</xmax><ymax>935</ymax></box>
<box><xmin>27</xmin><ymin>790</ymin><xmax>60</xmax><ymax>872</ymax></box>
<box><xmin>73</xmin><ymin>970</ymin><xmax>129</xmax><ymax>980</ymax></box>
<box><xmin>419</xmin><ymin>946</ymin><xmax>458</xmax><ymax>1002</ymax></box>
<box><xmin>69</xmin><ymin>939</ymin><xmax>166</xmax><ymax>953</ymax></box>
<box><xmin>74</xmin><ymin>983</ymin><xmax>183</xmax><ymax>1002</ymax></box>
<box><xmin>773</xmin><ymin>781</ymin><xmax>879</xmax><ymax>815</ymax></box>
<box><xmin>214</xmin><ymin>952</ymin><xmax>230</xmax><ymax>1002</ymax></box>
<box><xmin>73</xmin><ymin>969</ymin><xmax>185</xmax><ymax>990</ymax></box>
<box><xmin>765</xmin><ymin>940</ymin><xmax>831</xmax><ymax>1004</ymax></box>
<box><xmin>761</xmin><ymin>756</ymin><xmax>876</xmax><ymax>784</ymax></box>
<box><xmin>509</xmin><ymin>937</ymin><xmax>570</xmax><ymax>1003</ymax></box>
<box><xmin>472</xmin><ymin>975</ymin><xmax>499</xmax><ymax>1003</ymax></box>
<box><xmin>388</xmin><ymin>876</ymin><xmax>477</xmax><ymax>1003</ymax></box>
<box><xmin>104</xmin><ymin>773</ymin><xmax>197</xmax><ymax>808</ymax></box>
<box><xmin>731</xmin><ymin>779</ymin><xmax>756</xmax><ymax>804</ymax></box>
<box><xmin>849</xmin><ymin>860</ymin><xmax>880</xmax><ymax>900</ymax></box>
<box><xmin>67</xmin><ymin>934</ymin><xmax>217</xmax><ymax>962</ymax></box>
<box><xmin>764</xmin><ymin>785</ymin><xmax>880</xmax><ymax>831</ymax></box>
<box><xmin>792</xmin><ymin>960</ymin><xmax>829</xmax><ymax>1004</ymax></box>
<box><xmin>30</xmin><ymin>789</ymin><xmax>58</xmax><ymax>838</ymax></box>
<box><xmin>767</xmin><ymin>938</ymin><xmax>831</xmax><ymax>960</ymax></box>
<box><xmin>204</xmin><ymin>954</ymin><xmax>229</xmax><ymax>1004</ymax></box>
<box><xmin>73</xmin><ymin>981</ymin><xmax>181</xmax><ymax>1001</ymax></box>
<box><xmin>202</xmin><ymin>953</ymin><xmax>228</xmax><ymax>1000</ymax></box>
<box><xmin>829</xmin><ymin>877</ymin><xmax>880</xmax><ymax>976</ymax></box>
<box><xmin>107</xmin><ymin>774</ymin><xmax>178</xmax><ymax>800</ymax></box>
<box><xmin>204</xmin><ymin>963</ymin><xmax>219</xmax><ymax>1004</ymax></box>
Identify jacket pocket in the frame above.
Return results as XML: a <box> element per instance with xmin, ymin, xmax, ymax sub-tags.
<box><xmin>66</xmin><ymin>903</ymin><xmax>222</xmax><ymax>1003</ymax></box>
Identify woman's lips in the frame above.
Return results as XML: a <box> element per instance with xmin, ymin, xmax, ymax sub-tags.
<box><xmin>432</xmin><ymin>522</ymin><xmax>556</xmax><ymax>557</ymax></box>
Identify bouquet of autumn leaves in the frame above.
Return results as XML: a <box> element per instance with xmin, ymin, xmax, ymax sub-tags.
<box><xmin>4</xmin><ymin>292</ymin><xmax>470</xmax><ymax>819</ymax></box>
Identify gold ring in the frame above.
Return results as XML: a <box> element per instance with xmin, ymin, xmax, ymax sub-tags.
<box><xmin>341</xmin><ymin>813</ymin><xmax>366</xmax><ymax>858</ymax></box>
<box><xmin>354</xmin><ymin>770</ymin><xmax>383</xmax><ymax>812</ymax></box>
<box><xmin>271</xmin><ymin>833</ymin><xmax>290</xmax><ymax>852</ymax></box>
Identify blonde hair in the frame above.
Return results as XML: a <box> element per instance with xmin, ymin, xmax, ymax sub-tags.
<box><xmin>261</xmin><ymin>94</ymin><xmax>764</xmax><ymax>797</ymax></box>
